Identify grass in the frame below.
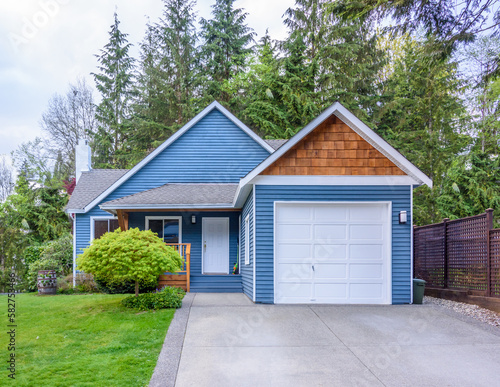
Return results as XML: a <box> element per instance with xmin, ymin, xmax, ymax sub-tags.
<box><xmin>0</xmin><ymin>293</ymin><xmax>176</xmax><ymax>386</ymax></box>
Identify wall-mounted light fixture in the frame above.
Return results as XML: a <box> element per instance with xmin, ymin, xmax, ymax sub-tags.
<box><xmin>399</xmin><ymin>210</ymin><xmax>407</xmax><ymax>224</ymax></box>
<box><xmin>191</xmin><ymin>215</ymin><xmax>197</xmax><ymax>224</ymax></box>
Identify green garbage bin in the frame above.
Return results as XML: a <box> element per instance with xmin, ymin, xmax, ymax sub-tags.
<box><xmin>413</xmin><ymin>279</ymin><xmax>426</xmax><ymax>304</ymax></box>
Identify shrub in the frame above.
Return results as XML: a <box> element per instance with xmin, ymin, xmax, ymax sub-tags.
<box><xmin>24</xmin><ymin>245</ymin><xmax>46</xmax><ymax>268</ymax></box>
<box><xmin>40</xmin><ymin>234</ymin><xmax>73</xmax><ymax>276</ymax></box>
<box><xmin>57</xmin><ymin>273</ymin><xmax>99</xmax><ymax>294</ymax></box>
<box><xmin>78</xmin><ymin>228</ymin><xmax>183</xmax><ymax>296</ymax></box>
<box><xmin>121</xmin><ymin>286</ymin><xmax>185</xmax><ymax>310</ymax></box>
<box><xmin>94</xmin><ymin>275</ymin><xmax>157</xmax><ymax>294</ymax></box>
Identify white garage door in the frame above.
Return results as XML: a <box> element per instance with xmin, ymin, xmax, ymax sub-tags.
<box><xmin>275</xmin><ymin>202</ymin><xmax>391</xmax><ymax>304</ymax></box>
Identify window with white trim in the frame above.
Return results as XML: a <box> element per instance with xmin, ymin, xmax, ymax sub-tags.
<box><xmin>245</xmin><ymin>215</ymin><xmax>250</xmax><ymax>265</ymax></box>
<box><xmin>93</xmin><ymin>219</ymin><xmax>119</xmax><ymax>240</ymax></box>
<box><xmin>146</xmin><ymin>217</ymin><xmax>182</xmax><ymax>243</ymax></box>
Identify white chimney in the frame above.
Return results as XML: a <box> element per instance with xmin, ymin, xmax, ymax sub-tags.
<box><xmin>75</xmin><ymin>139</ymin><xmax>91</xmax><ymax>182</ymax></box>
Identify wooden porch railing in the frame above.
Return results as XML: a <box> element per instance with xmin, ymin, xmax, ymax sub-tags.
<box><xmin>158</xmin><ymin>243</ymin><xmax>191</xmax><ymax>292</ymax></box>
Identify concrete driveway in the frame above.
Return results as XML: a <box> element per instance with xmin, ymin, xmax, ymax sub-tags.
<box><xmin>150</xmin><ymin>293</ymin><xmax>500</xmax><ymax>387</ymax></box>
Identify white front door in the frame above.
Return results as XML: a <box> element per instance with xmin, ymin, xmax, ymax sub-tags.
<box><xmin>202</xmin><ymin>217</ymin><xmax>230</xmax><ymax>274</ymax></box>
<box><xmin>275</xmin><ymin>202</ymin><xmax>391</xmax><ymax>304</ymax></box>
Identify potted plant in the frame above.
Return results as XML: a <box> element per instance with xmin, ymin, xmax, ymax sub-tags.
<box><xmin>37</xmin><ymin>270</ymin><xmax>57</xmax><ymax>295</ymax></box>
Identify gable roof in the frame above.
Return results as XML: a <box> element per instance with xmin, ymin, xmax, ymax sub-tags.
<box><xmin>239</xmin><ymin>102</ymin><xmax>433</xmax><ymax>188</ymax></box>
<box><xmin>99</xmin><ymin>183</ymin><xmax>238</xmax><ymax>212</ymax></box>
<box><xmin>66</xmin><ymin>101</ymin><xmax>274</xmax><ymax>213</ymax></box>
<box><xmin>65</xmin><ymin>169</ymin><xmax>129</xmax><ymax>211</ymax></box>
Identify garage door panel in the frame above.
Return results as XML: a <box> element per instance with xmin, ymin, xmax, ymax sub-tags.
<box><xmin>276</xmin><ymin>205</ymin><xmax>311</xmax><ymax>221</ymax></box>
<box><xmin>313</xmin><ymin>206</ymin><xmax>347</xmax><ymax>221</ymax></box>
<box><xmin>277</xmin><ymin>283</ymin><xmax>311</xmax><ymax>299</ymax></box>
<box><xmin>349</xmin><ymin>264</ymin><xmax>383</xmax><ymax>279</ymax></box>
<box><xmin>314</xmin><ymin>224</ymin><xmax>347</xmax><ymax>240</ymax></box>
<box><xmin>350</xmin><ymin>224</ymin><xmax>383</xmax><ymax>240</ymax></box>
<box><xmin>314</xmin><ymin>283</ymin><xmax>347</xmax><ymax>299</ymax></box>
<box><xmin>349</xmin><ymin>283</ymin><xmax>383</xmax><ymax>299</ymax></box>
<box><xmin>277</xmin><ymin>224</ymin><xmax>311</xmax><ymax>241</ymax></box>
<box><xmin>277</xmin><ymin>243</ymin><xmax>311</xmax><ymax>260</ymax></box>
<box><xmin>314</xmin><ymin>244</ymin><xmax>347</xmax><ymax>260</ymax></box>
<box><xmin>350</xmin><ymin>205</ymin><xmax>384</xmax><ymax>221</ymax></box>
<box><xmin>314</xmin><ymin>263</ymin><xmax>347</xmax><ymax>279</ymax></box>
<box><xmin>277</xmin><ymin>263</ymin><xmax>312</xmax><ymax>281</ymax></box>
<box><xmin>349</xmin><ymin>244</ymin><xmax>383</xmax><ymax>260</ymax></box>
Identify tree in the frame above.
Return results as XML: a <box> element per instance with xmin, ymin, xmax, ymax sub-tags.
<box><xmin>200</xmin><ymin>0</ymin><xmax>255</xmax><ymax>103</ymax></box>
<box><xmin>0</xmin><ymin>156</ymin><xmax>14</xmax><ymax>202</ymax></box>
<box><xmin>375</xmin><ymin>36</ymin><xmax>469</xmax><ymax>224</ymax></box>
<box><xmin>40</xmin><ymin>78</ymin><xmax>97</xmax><ymax>180</ymax></box>
<box><xmin>459</xmin><ymin>36</ymin><xmax>500</xmax><ymax>154</ymax></box>
<box><xmin>92</xmin><ymin>12</ymin><xmax>135</xmax><ymax>168</ymax></box>
<box><xmin>438</xmin><ymin>152</ymin><xmax>500</xmax><ymax>225</ymax></box>
<box><xmin>327</xmin><ymin>0</ymin><xmax>500</xmax><ymax>55</ymax></box>
<box><xmin>131</xmin><ymin>0</ymin><xmax>199</xmax><ymax>162</ymax></box>
<box><xmin>77</xmin><ymin>228</ymin><xmax>183</xmax><ymax>296</ymax></box>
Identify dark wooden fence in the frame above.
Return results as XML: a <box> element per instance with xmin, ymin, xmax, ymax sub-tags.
<box><xmin>414</xmin><ymin>209</ymin><xmax>500</xmax><ymax>298</ymax></box>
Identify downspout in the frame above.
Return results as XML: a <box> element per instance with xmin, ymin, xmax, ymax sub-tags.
<box><xmin>72</xmin><ymin>214</ymin><xmax>77</xmax><ymax>288</ymax></box>
<box><xmin>410</xmin><ymin>184</ymin><xmax>414</xmax><ymax>304</ymax></box>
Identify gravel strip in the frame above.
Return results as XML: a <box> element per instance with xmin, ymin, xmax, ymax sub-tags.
<box><xmin>424</xmin><ymin>296</ymin><xmax>500</xmax><ymax>327</ymax></box>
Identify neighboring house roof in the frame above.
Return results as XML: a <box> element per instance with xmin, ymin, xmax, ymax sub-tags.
<box><xmin>65</xmin><ymin>169</ymin><xmax>128</xmax><ymax>211</ymax></box>
<box><xmin>264</xmin><ymin>139</ymin><xmax>288</xmax><ymax>150</ymax></box>
<box><xmin>239</xmin><ymin>102</ymin><xmax>433</xmax><ymax>188</ymax></box>
<box><xmin>68</xmin><ymin>101</ymin><xmax>274</xmax><ymax>214</ymax></box>
<box><xmin>99</xmin><ymin>183</ymin><xmax>238</xmax><ymax>211</ymax></box>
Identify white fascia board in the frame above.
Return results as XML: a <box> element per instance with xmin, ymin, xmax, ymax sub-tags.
<box><xmin>99</xmin><ymin>204</ymin><xmax>236</xmax><ymax>211</ymax></box>
<box><xmin>240</xmin><ymin>102</ymin><xmax>432</xmax><ymax>188</ymax></box>
<box><xmin>251</xmin><ymin>175</ymin><xmax>422</xmax><ymax>186</ymax></box>
<box><xmin>66</xmin><ymin>209</ymin><xmax>85</xmax><ymax>214</ymax></box>
<box><xmin>82</xmin><ymin>101</ymin><xmax>272</xmax><ymax>214</ymax></box>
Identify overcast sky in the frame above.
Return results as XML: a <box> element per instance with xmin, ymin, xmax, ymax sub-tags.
<box><xmin>0</xmin><ymin>0</ymin><xmax>294</xmax><ymax>161</ymax></box>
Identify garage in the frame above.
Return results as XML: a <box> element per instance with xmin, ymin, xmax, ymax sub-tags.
<box><xmin>274</xmin><ymin>202</ymin><xmax>391</xmax><ymax>304</ymax></box>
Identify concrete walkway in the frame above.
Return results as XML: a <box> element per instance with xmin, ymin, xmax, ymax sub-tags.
<box><xmin>151</xmin><ymin>293</ymin><xmax>500</xmax><ymax>387</ymax></box>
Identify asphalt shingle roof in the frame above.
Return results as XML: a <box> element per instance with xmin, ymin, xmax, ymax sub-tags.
<box><xmin>66</xmin><ymin>169</ymin><xmax>129</xmax><ymax>211</ymax></box>
<box><xmin>100</xmin><ymin>183</ymin><xmax>238</xmax><ymax>208</ymax></box>
<box><xmin>264</xmin><ymin>139</ymin><xmax>288</xmax><ymax>150</ymax></box>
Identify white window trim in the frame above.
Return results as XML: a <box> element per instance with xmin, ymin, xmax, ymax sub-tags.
<box><xmin>90</xmin><ymin>216</ymin><xmax>118</xmax><ymax>242</ymax></box>
<box><xmin>145</xmin><ymin>216</ymin><xmax>183</xmax><ymax>243</ymax></box>
<box><xmin>245</xmin><ymin>215</ymin><xmax>250</xmax><ymax>265</ymax></box>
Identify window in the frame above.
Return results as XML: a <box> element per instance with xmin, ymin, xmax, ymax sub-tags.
<box><xmin>146</xmin><ymin>217</ymin><xmax>182</xmax><ymax>243</ymax></box>
<box><xmin>93</xmin><ymin>218</ymin><xmax>119</xmax><ymax>240</ymax></box>
<box><xmin>245</xmin><ymin>215</ymin><xmax>250</xmax><ymax>265</ymax></box>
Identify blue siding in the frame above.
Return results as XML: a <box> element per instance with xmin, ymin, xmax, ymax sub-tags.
<box><xmin>240</xmin><ymin>189</ymin><xmax>254</xmax><ymax>299</ymax></box>
<box><xmin>254</xmin><ymin>185</ymin><xmax>412</xmax><ymax>304</ymax></box>
<box><xmin>101</xmin><ymin>109</ymin><xmax>270</xmax><ymax>203</ymax></box>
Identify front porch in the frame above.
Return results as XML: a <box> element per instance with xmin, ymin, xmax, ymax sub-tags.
<box><xmin>112</xmin><ymin>210</ymin><xmax>243</xmax><ymax>293</ymax></box>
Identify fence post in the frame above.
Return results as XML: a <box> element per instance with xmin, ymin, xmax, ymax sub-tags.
<box><xmin>443</xmin><ymin>218</ymin><xmax>449</xmax><ymax>289</ymax></box>
<box><xmin>486</xmin><ymin>209</ymin><xmax>494</xmax><ymax>297</ymax></box>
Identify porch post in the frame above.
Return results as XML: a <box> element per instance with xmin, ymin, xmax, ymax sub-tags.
<box><xmin>116</xmin><ymin>210</ymin><xmax>129</xmax><ymax>231</ymax></box>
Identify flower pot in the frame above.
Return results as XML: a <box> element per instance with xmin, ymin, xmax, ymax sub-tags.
<box><xmin>37</xmin><ymin>270</ymin><xmax>57</xmax><ymax>295</ymax></box>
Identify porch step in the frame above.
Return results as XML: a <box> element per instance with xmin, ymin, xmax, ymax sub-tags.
<box><xmin>190</xmin><ymin>274</ymin><xmax>243</xmax><ymax>293</ymax></box>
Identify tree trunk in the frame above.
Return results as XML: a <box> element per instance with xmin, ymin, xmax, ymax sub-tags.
<box><xmin>135</xmin><ymin>280</ymin><xmax>139</xmax><ymax>297</ymax></box>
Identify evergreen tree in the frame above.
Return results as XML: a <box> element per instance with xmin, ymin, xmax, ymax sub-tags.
<box><xmin>375</xmin><ymin>36</ymin><xmax>469</xmax><ymax>224</ymax></box>
<box><xmin>92</xmin><ymin>12</ymin><xmax>135</xmax><ymax>168</ymax></box>
<box><xmin>200</xmin><ymin>0</ymin><xmax>255</xmax><ymax>103</ymax></box>
<box><xmin>131</xmin><ymin>0</ymin><xmax>199</xmax><ymax>162</ymax></box>
<box><xmin>284</xmin><ymin>0</ymin><xmax>385</xmax><ymax>121</ymax></box>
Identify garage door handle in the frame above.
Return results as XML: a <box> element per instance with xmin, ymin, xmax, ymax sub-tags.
<box><xmin>312</xmin><ymin>265</ymin><xmax>315</xmax><ymax>271</ymax></box>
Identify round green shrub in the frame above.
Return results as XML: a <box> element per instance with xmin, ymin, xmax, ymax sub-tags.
<box><xmin>78</xmin><ymin>228</ymin><xmax>183</xmax><ymax>296</ymax></box>
<box><xmin>121</xmin><ymin>286</ymin><xmax>185</xmax><ymax>310</ymax></box>
<box><xmin>40</xmin><ymin>233</ymin><xmax>73</xmax><ymax>276</ymax></box>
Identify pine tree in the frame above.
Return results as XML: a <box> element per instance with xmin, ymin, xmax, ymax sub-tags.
<box><xmin>131</xmin><ymin>0</ymin><xmax>199</xmax><ymax>161</ymax></box>
<box><xmin>200</xmin><ymin>0</ymin><xmax>255</xmax><ymax>103</ymax></box>
<box><xmin>92</xmin><ymin>12</ymin><xmax>135</xmax><ymax>168</ymax></box>
<box><xmin>375</xmin><ymin>36</ymin><xmax>469</xmax><ymax>224</ymax></box>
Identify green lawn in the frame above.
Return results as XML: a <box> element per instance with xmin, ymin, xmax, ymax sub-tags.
<box><xmin>0</xmin><ymin>293</ymin><xmax>176</xmax><ymax>386</ymax></box>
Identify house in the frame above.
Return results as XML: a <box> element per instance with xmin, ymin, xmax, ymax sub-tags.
<box><xmin>66</xmin><ymin>101</ymin><xmax>432</xmax><ymax>304</ymax></box>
